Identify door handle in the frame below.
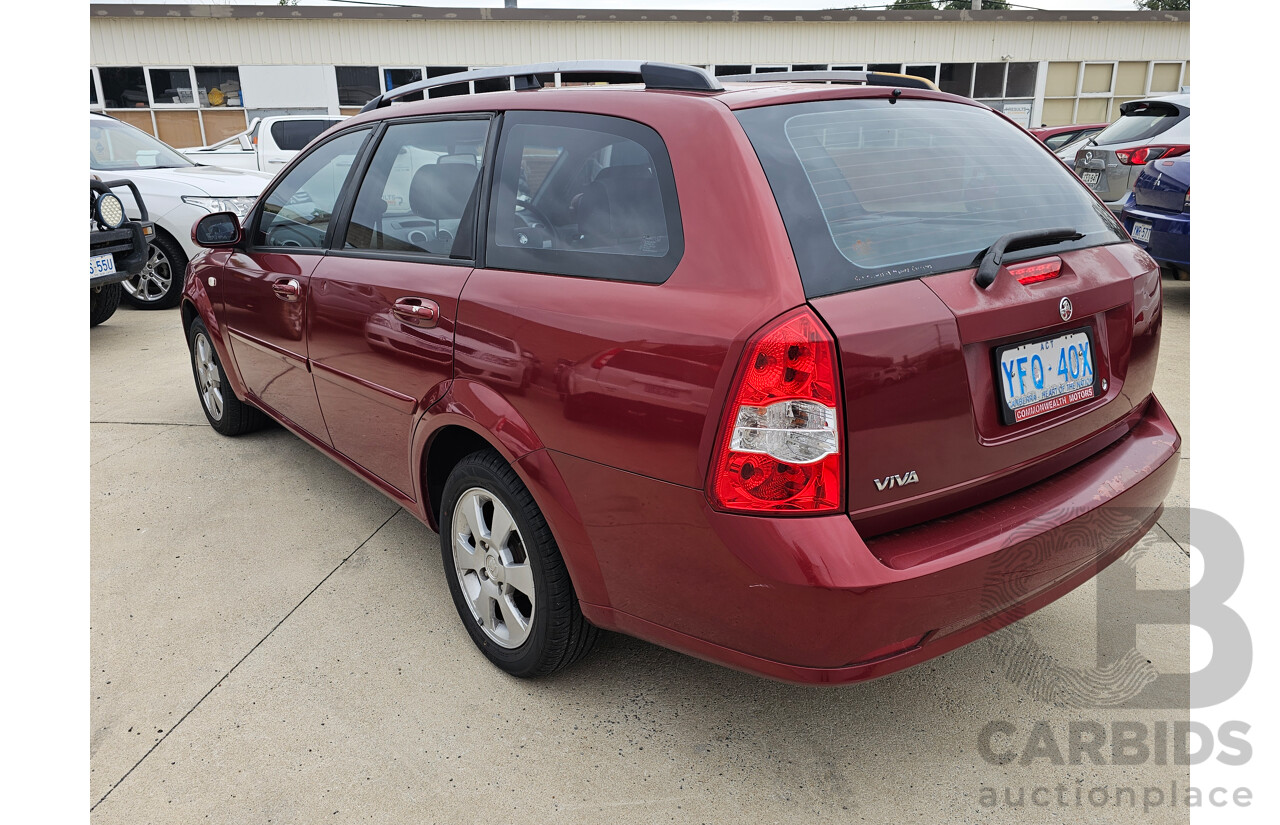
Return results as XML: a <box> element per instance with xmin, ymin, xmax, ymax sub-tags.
<box><xmin>272</xmin><ymin>278</ymin><xmax>301</xmax><ymax>302</ymax></box>
<box><xmin>392</xmin><ymin>297</ymin><xmax>440</xmax><ymax>327</ymax></box>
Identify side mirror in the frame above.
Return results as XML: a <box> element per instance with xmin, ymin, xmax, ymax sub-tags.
<box><xmin>193</xmin><ymin>212</ymin><xmax>242</xmax><ymax>248</ymax></box>
<box><xmin>237</xmin><ymin>134</ymin><xmax>253</xmax><ymax>152</ymax></box>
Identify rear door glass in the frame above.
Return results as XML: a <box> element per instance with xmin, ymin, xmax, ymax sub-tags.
<box><xmin>270</xmin><ymin>119</ymin><xmax>342</xmax><ymax>151</ymax></box>
<box><xmin>736</xmin><ymin>99</ymin><xmax>1126</xmax><ymax>297</ymax></box>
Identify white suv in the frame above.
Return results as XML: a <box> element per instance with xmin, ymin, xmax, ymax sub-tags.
<box><xmin>89</xmin><ymin>112</ymin><xmax>272</xmax><ymax>309</ymax></box>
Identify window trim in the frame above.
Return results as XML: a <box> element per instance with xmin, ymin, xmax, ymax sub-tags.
<box><xmin>90</xmin><ymin>68</ymin><xmax>103</xmax><ymax>110</ymax></box>
<box><xmin>483</xmin><ymin>110</ymin><xmax>685</xmax><ymax>285</ymax></box>
<box><xmin>245</xmin><ymin>125</ymin><xmax>377</xmax><ymax>255</ymax></box>
<box><xmin>325</xmin><ymin>112</ymin><xmax>497</xmax><ymax>267</ymax></box>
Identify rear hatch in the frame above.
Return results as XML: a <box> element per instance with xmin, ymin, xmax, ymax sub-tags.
<box><xmin>1073</xmin><ymin>98</ymin><xmax>1190</xmax><ymax>205</ymax></box>
<box><xmin>1133</xmin><ymin>156</ymin><xmax>1191</xmax><ymax>213</ymax></box>
<box><xmin>737</xmin><ymin>95</ymin><xmax>1161</xmax><ymax>537</ymax></box>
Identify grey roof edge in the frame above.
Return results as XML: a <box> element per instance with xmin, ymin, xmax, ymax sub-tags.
<box><xmin>89</xmin><ymin>4</ymin><xmax>1189</xmax><ymax>25</ymax></box>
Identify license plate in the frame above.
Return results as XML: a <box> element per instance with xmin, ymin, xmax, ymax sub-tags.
<box><xmin>995</xmin><ymin>329</ymin><xmax>1098</xmax><ymax>424</ymax></box>
<box><xmin>90</xmin><ymin>253</ymin><xmax>117</xmax><ymax>278</ymax></box>
<box><xmin>1131</xmin><ymin>221</ymin><xmax>1152</xmax><ymax>243</ymax></box>
<box><xmin>1081</xmin><ymin>171</ymin><xmax>1101</xmax><ymax>185</ymax></box>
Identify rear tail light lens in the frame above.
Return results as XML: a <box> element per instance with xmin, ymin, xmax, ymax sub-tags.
<box><xmin>1114</xmin><ymin>145</ymin><xmax>1190</xmax><ymax>166</ymax></box>
<box><xmin>1007</xmin><ymin>256</ymin><xmax>1063</xmax><ymax>286</ymax></box>
<box><xmin>709</xmin><ymin>307</ymin><xmax>843</xmax><ymax>514</ymax></box>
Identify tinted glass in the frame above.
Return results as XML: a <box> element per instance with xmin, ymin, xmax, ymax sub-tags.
<box><xmin>255</xmin><ymin>129</ymin><xmax>369</xmax><ymax>249</ymax></box>
<box><xmin>336</xmin><ymin>66</ymin><xmax>379</xmax><ymax>107</ymax></box>
<box><xmin>345</xmin><ymin>118</ymin><xmax>490</xmax><ymax>257</ymax></box>
<box><xmin>384</xmin><ymin>68</ymin><xmax>424</xmax><ymax>102</ymax></box>
<box><xmin>99</xmin><ymin>67</ymin><xmax>147</xmax><ymax>109</ymax></box>
<box><xmin>271</xmin><ymin>119</ymin><xmax>341</xmax><ymax>151</ymax></box>
<box><xmin>1091</xmin><ymin>101</ymin><xmax>1184</xmax><ymax>145</ymax></box>
<box><xmin>90</xmin><ymin>72</ymin><xmax>98</xmax><ymax>106</ymax></box>
<box><xmin>938</xmin><ymin>63</ymin><xmax>973</xmax><ymax>97</ymax></box>
<box><xmin>1006</xmin><ymin>62</ymin><xmax>1037</xmax><ymax>98</ymax></box>
<box><xmin>737</xmin><ymin>99</ymin><xmax>1127</xmax><ymax>296</ymax></box>
<box><xmin>89</xmin><ymin>117</ymin><xmax>193</xmax><ymax>171</ymax></box>
<box><xmin>486</xmin><ymin>111</ymin><xmax>684</xmax><ymax>283</ymax></box>
<box><xmin>973</xmin><ymin>63</ymin><xmax>1005</xmax><ymax>98</ymax></box>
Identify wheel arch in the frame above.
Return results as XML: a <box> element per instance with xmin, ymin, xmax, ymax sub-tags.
<box><xmin>415</xmin><ymin>383</ymin><xmax>611</xmax><ymax>609</ymax></box>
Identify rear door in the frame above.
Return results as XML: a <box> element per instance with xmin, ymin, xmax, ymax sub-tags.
<box><xmin>1074</xmin><ymin>98</ymin><xmax>1189</xmax><ymax>205</ymax></box>
<box><xmin>306</xmin><ymin>115</ymin><xmax>492</xmax><ymax>496</ymax></box>
<box><xmin>736</xmin><ymin>96</ymin><xmax>1156</xmax><ymax>535</ymax></box>
<box><xmin>219</xmin><ymin>126</ymin><xmax>372</xmax><ymax>443</ymax></box>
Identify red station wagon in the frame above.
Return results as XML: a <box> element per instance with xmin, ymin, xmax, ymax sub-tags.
<box><xmin>181</xmin><ymin>62</ymin><xmax>1180</xmax><ymax>684</ymax></box>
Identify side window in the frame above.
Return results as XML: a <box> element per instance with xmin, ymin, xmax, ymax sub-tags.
<box><xmin>254</xmin><ymin>128</ymin><xmax>369</xmax><ymax>249</ymax></box>
<box><xmin>344</xmin><ymin>117</ymin><xmax>490</xmax><ymax>258</ymax></box>
<box><xmin>486</xmin><ymin>111</ymin><xmax>684</xmax><ymax>284</ymax></box>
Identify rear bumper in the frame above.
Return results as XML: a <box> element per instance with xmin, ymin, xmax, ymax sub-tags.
<box><xmin>568</xmin><ymin>394</ymin><xmax>1180</xmax><ymax>684</ymax></box>
<box><xmin>1122</xmin><ymin>205</ymin><xmax>1190</xmax><ymax>269</ymax></box>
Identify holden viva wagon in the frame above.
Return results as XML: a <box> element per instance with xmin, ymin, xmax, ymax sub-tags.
<box><xmin>181</xmin><ymin>62</ymin><xmax>1180</xmax><ymax>684</ymax></box>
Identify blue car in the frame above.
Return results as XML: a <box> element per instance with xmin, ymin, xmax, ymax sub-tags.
<box><xmin>1121</xmin><ymin>155</ymin><xmax>1190</xmax><ymax>278</ymax></box>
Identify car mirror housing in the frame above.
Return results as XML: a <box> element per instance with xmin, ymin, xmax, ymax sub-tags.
<box><xmin>193</xmin><ymin>212</ymin><xmax>242</xmax><ymax>248</ymax></box>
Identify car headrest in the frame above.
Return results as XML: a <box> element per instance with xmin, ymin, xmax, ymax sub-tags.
<box><xmin>409</xmin><ymin>163</ymin><xmax>479</xmax><ymax>221</ymax></box>
<box><xmin>577</xmin><ymin>165</ymin><xmax>666</xmax><ymax>248</ymax></box>
<box><xmin>438</xmin><ymin>153</ymin><xmax>478</xmax><ymax>166</ymax></box>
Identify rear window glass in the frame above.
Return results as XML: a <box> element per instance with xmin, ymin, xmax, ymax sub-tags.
<box><xmin>271</xmin><ymin>119</ymin><xmax>341</xmax><ymax>152</ymax></box>
<box><xmin>1090</xmin><ymin>101</ymin><xmax>1184</xmax><ymax>146</ymax></box>
<box><xmin>737</xmin><ymin>99</ymin><xmax>1126</xmax><ymax>296</ymax></box>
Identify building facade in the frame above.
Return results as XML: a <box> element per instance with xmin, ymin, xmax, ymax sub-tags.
<box><xmin>89</xmin><ymin>4</ymin><xmax>1190</xmax><ymax>148</ymax></box>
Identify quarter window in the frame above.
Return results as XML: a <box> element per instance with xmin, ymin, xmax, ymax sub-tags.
<box><xmin>344</xmin><ymin>118</ymin><xmax>491</xmax><ymax>258</ymax></box>
<box><xmin>486</xmin><ymin>111</ymin><xmax>684</xmax><ymax>284</ymax></box>
<box><xmin>255</xmin><ymin>129</ymin><xmax>370</xmax><ymax>250</ymax></box>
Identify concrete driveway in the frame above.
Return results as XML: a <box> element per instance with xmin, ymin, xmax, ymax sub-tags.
<box><xmin>91</xmin><ymin>280</ymin><xmax>1191</xmax><ymax>823</ymax></box>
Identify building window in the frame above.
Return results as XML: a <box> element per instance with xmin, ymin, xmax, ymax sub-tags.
<box><xmin>99</xmin><ymin>66</ymin><xmax>148</xmax><ymax>109</ymax></box>
<box><xmin>194</xmin><ymin>67</ymin><xmax>242</xmax><ymax>107</ymax></box>
<box><xmin>384</xmin><ymin>67</ymin><xmax>424</xmax><ymax>101</ymax></box>
<box><xmin>337</xmin><ymin>66</ymin><xmax>380</xmax><ymax>108</ymax></box>
<box><xmin>938</xmin><ymin>63</ymin><xmax>973</xmax><ymax>96</ymax></box>
<box><xmin>148</xmin><ymin>67</ymin><xmax>198</xmax><ymax>106</ymax></box>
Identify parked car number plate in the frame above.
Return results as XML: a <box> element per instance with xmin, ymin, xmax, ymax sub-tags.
<box><xmin>1081</xmin><ymin>171</ymin><xmax>1101</xmax><ymax>185</ymax></box>
<box><xmin>995</xmin><ymin>329</ymin><xmax>1098</xmax><ymax>424</ymax></box>
<box><xmin>90</xmin><ymin>253</ymin><xmax>117</xmax><ymax>278</ymax></box>
<box><xmin>1131</xmin><ymin>222</ymin><xmax>1152</xmax><ymax>243</ymax></box>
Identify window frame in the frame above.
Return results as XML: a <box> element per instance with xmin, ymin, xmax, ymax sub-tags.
<box><xmin>245</xmin><ymin>125</ymin><xmax>377</xmax><ymax>255</ymax></box>
<box><xmin>483</xmin><ymin>110</ymin><xmax>685</xmax><ymax>285</ymax></box>
<box><xmin>144</xmin><ymin>65</ymin><xmax>199</xmax><ymax>109</ymax></box>
<box><xmin>325</xmin><ymin>112</ymin><xmax>498</xmax><ymax>268</ymax></box>
<box><xmin>90</xmin><ymin>68</ymin><xmax>103</xmax><ymax>110</ymax></box>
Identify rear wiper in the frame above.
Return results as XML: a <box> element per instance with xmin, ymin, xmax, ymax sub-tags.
<box><xmin>974</xmin><ymin>227</ymin><xmax>1083</xmax><ymax>289</ymax></box>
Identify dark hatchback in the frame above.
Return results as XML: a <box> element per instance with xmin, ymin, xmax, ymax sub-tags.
<box><xmin>180</xmin><ymin>62</ymin><xmax>1178</xmax><ymax>683</ymax></box>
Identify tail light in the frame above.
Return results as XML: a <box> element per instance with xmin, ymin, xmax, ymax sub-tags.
<box><xmin>708</xmin><ymin>307</ymin><xmax>843</xmax><ymax>514</ymax></box>
<box><xmin>1114</xmin><ymin>145</ymin><xmax>1189</xmax><ymax>166</ymax></box>
<box><xmin>1007</xmin><ymin>256</ymin><xmax>1063</xmax><ymax>286</ymax></box>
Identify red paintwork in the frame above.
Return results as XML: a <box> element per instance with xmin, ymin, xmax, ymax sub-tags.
<box><xmin>182</xmin><ymin>81</ymin><xmax>1180</xmax><ymax>684</ymax></box>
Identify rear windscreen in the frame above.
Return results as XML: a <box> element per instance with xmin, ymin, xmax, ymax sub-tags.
<box><xmin>736</xmin><ymin>99</ymin><xmax>1126</xmax><ymax>296</ymax></box>
<box><xmin>1091</xmin><ymin>101</ymin><xmax>1185</xmax><ymax>145</ymax></box>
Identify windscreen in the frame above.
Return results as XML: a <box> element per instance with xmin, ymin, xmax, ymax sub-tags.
<box><xmin>89</xmin><ymin>117</ymin><xmax>194</xmax><ymax>171</ymax></box>
<box><xmin>736</xmin><ymin>99</ymin><xmax>1126</xmax><ymax>296</ymax></box>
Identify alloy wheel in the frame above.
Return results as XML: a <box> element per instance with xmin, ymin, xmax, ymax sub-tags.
<box><xmin>192</xmin><ymin>331</ymin><xmax>224</xmax><ymax>421</ymax></box>
<box><xmin>124</xmin><ymin>243</ymin><xmax>174</xmax><ymax>304</ymax></box>
<box><xmin>451</xmin><ymin>487</ymin><xmax>536</xmax><ymax>648</ymax></box>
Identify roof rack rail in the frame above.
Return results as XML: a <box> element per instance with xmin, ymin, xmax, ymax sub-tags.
<box><xmin>360</xmin><ymin>61</ymin><xmax>723</xmax><ymax>112</ymax></box>
<box><xmin>716</xmin><ymin>70</ymin><xmax>940</xmax><ymax>92</ymax></box>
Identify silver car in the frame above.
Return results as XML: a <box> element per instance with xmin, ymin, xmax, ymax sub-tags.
<box><xmin>1072</xmin><ymin>93</ymin><xmax>1190</xmax><ymax>215</ymax></box>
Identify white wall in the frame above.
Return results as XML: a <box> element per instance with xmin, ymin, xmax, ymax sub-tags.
<box><xmin>238</xmin><ymin>65</ymin><xmax>340</xmax><ymax>114</ymax></box>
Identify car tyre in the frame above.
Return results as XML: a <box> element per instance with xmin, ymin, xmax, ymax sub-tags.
<box><xmin>123</xmin><ymin>232</ymin><xmax>186</xmax><ymax>309</ymax></box>
<box><xmin>440</xmin><ymin>449</ymin><xmax>598</xmax><ymax>677</ymax></box>
<box><xmin>187</xmin><ymin>317</ymin><xmax>267</xmax><ymax>436</ymax></box>
<box><xmin>90</xmin><ymin>283</ymin><xmax>122</xmax><ymax>327</ymax></box>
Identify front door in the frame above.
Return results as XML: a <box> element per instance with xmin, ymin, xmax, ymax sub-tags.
<box><xmin>308</xmin><ymin>115</ymin><xmax>492</xmax><ymax>494</ymax></box>
<box><xmin>220</xmin><ymin>127</ymin><xmax>372</xmax><ymax>444</ymax></box>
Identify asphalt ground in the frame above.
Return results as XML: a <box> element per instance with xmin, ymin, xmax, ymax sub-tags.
<box><xmin>90</xmin><ymin>279</ymin><xmax>1191</xmax><ymax>823</ymax></box>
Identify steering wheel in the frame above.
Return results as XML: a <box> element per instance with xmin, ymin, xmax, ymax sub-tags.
<box><xmin>513</xmin><ymin>201</ymin><xmax>561</xmax><ymax>249</ymax></box>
